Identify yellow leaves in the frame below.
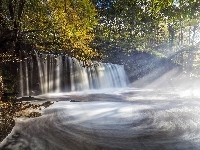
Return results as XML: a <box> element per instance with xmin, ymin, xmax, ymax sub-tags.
<box><xmin>9</xmin><ymin>0</ymin><xmax>98</xmax><ymax>61</ymax></box>
<box><xmin>188</xmin><ymin>19</ymin><xmax>198</xmax><ymax>26</ymax></box>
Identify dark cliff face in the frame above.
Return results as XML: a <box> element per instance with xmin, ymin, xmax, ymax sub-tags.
<box><xmin>102</xmin><ymin>50</ymin><xmax>180</xmax><ymax>84</ymax></box>
<box><xmin>124</xmin><ymin>52</ymin><xmax>179</xmax><ymax>83</ymax></box>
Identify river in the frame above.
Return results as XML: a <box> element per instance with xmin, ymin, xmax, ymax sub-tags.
<box><xmin>1</xmin><ymin>87</ymin><xmax>200</xmax><ymax>150</ymax></box>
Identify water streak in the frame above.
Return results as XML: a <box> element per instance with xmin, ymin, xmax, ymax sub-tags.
<box><xmin>19</xmin><ymin>60</ymin><xmax>23</xmax><ymax>97</ymax></box>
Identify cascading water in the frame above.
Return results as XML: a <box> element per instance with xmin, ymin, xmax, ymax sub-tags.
<box><xmin>20</xmin><ymin>53</ymin><xmax>128</xmax><ymax>96</ymax></box>
<box><xmin>19</xmin><ymin>59</ymin><xmax>24</xmax><ymax>97</ymax></box>
<box><xmin>19</xmin><ymin>52</ymin><xmax>30</xmax><ymax>97</ymax></box>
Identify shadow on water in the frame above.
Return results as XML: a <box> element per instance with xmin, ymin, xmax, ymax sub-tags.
<box><xmin>0</xmin><ymin>99</ymin><xmax>53</xmax><ymax>142</ymax></box>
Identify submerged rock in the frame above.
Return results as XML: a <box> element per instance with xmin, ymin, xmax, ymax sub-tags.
<box><xmin>70</xmin><ymin>100</ymin><xmax>80</xmax><ymax>102</ymax></box>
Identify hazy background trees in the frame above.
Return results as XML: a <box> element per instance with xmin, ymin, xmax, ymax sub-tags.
<box><xmin>91</xmin><ymin>0</ymin><xmax>200</xmax><ymax>76</ymax></box>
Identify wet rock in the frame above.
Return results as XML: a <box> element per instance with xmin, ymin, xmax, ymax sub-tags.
<box><xmin>70</xmin><ymin>100</ymin><xmax>80</xmax><ymax>102</ymax></box>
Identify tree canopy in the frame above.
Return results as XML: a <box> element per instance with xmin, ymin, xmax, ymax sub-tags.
<box><xmin>0</xmin><ymin>0</ymin><xmax>99</xmax><ymax>62</ymax></box>
<box><xmin>92</xmin><ymin>0</ymin><xmax>200</xmax><ymax>52</ymax></box>
<box><xmin>91</xmin><ymin>0</ymin><xmax>200</xmax><ymax>75</ymax></box>
<box><xmin>1</xmin><ymin>0</ymin><xmax>200</xmax><ymax>72</ymax></box>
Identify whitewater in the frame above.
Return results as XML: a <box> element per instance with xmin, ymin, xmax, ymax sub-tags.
<box><xmin>1</xmin><ymin>87</ymin><xmax>200</xmax><ymax>150</ymax></box>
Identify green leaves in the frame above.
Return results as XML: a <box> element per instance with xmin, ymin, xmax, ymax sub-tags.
<box><xmin>91</xmin><ymin>0</ymin><xmax>200</xmax><ymax>75</ymax></box>
<box><xmin>92</xmin><ymin>0</ymin><xmax>200</xmax><ymax>56</ymax></box>
<box><xmin>0</xmin><ymin>0</ymin><xmax>99</xmax><ymax>61</ymax></box>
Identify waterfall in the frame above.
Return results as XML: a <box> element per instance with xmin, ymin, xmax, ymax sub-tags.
<box><xmin>25</xmin><ymin>59</ymin><xmax>29</xmax><ymax>96</ymax></box>
<box><xmin>20</xmin><ymin>53</ymin><xmax>128</xmax><ymax>96</ymax></box>
<box><xmin>19</xmin><ymin>52</ymin><xmax>30</xmax><ymax>97</ymax></box>
<box><xmin>19</xmin><ymin>60</ymin><xmax>24</xmax><ymax>97</ymax></box>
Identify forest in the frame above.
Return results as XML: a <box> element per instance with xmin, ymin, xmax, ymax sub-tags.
<box><xmin>0</xmin><ymin>0</ymin><xmax>200</xmax><ymax>92</ymax></box>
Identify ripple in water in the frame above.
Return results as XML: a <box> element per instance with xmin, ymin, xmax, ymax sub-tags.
<box><xmin>1</xmin><ymin>88</ymin><xmax>200</xmax><ymax>150</ymax></box>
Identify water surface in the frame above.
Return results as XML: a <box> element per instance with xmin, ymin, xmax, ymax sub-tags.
<box><xmin>1</xmin><ymin>88</ymin><xmax>200</xmax><ymax>150</ymax></box>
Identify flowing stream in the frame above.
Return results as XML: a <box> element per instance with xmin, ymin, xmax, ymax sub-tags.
<box><xmin>1</xmin><ymin>88</ymin><xmax>200</xmax><ymax>150</ymax></box>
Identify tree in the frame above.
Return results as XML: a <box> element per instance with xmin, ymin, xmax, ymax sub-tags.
<box><xmin>91</xmin><ymin>1</ymin><xmax>200</xmax><ymax>67</ymax></box>
<box><xmin>91</xmin><ymin>0</ymin><xmax>175</xmax><ymax>59</ymax></box>
<box><xmin>0</xmin><ymin>0</ymin><xmax>99</xmax><ymax>62</ymax></box>
<box><xmin>0</xmin><ymin>0</ymin><xmax>99</xmax><ymax>94</ymax></box>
